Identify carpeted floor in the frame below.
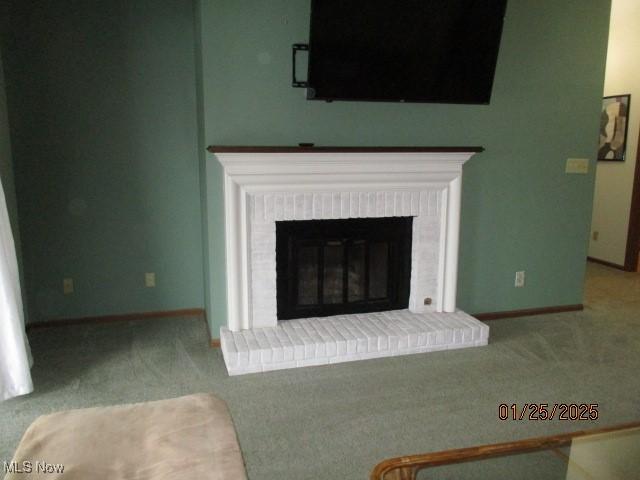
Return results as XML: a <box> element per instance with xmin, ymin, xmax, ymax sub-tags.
<box><xmin>1</xmin><ymin>262</ymin><xmax>639</xmax><ymax>479</ymax></box>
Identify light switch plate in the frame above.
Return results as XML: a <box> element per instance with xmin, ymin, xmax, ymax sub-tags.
<box><xmin>566</xmin><ymin>158</ymin><xmax>589</xmax><ymax>174</ymax></box>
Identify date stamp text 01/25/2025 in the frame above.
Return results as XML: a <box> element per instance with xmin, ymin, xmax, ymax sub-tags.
<box><xmin>499</xmin><ymin>403</ymin><xmax>599</xmax><ymax>421</ymax></box>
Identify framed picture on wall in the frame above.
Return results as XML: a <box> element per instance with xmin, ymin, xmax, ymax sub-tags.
<box><xmin>598</xmin><ymin>94</ymin><xmax>631</xmax><ymax>161</ymax></box>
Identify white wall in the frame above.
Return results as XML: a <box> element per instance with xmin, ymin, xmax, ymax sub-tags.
<box><xmin>589</xmin><ymin>0</ymin><xmax>640</xmax><ymax>266</ymax></box>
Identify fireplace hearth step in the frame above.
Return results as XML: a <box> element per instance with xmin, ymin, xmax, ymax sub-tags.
<box><xmin>220</xmin><ymin>310</ymin><xmax>489</xmax><ymax>376</ymax></box>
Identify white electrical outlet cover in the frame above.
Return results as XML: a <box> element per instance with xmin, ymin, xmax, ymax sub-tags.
<box><xmin>145</xmin><ymin>273</ymin><xmax>156</xmax><ymax>287</ymax></box>
<box><xmin>63</xmin><ymin>278</ymin><xmax>74</xmax><ymax>294</ymax></box>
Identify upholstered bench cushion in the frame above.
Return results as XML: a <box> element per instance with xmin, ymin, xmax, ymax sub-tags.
<box><xmin>4</xmin><ymin>393</ymin><xmax>247</xmax><ymax>480</ymax></box>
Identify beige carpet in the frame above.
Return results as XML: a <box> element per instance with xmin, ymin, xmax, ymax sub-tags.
<box><xmin>1</xmin><ymin>262</ymin><xmax>639</xmax><ymax>479</ymax></box>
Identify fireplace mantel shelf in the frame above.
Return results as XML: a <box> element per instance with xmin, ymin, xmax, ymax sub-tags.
<box><xmin>207</xmin><ymin>145</ymin><xmax>484</xmax><ymax>154</ymax></box>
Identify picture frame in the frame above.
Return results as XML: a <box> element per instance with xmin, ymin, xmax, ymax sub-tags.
<box><xmin>598</xmin><ymin>94</ymin><xmax>631</xmax><ymax>161</ymax></box>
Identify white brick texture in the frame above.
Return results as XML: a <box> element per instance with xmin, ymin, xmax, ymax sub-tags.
<box><xmin>221</xmin><ymin>309</ymin><xmax>489</xmax><ymax>376</ymax></box>
<box><xmin>248</xmin><ymin>189</ymin><xmax>443</xmax><ymax>327</ymax></box>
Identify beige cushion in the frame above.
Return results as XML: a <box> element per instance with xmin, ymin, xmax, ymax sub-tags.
<box><xmin>4</xmin><ymin>393</ymin><xmax>247</xmax><ymax>480</ymax></box>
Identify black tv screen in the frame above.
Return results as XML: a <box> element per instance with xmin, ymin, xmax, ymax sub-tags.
<box><xmin>306</xmin><ymin>0</ymin><xmax>508</xmax><ymax>104</ymax></box>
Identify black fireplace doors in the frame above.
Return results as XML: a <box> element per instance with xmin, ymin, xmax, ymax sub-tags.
<box><xmin>276</xmin><ymin>217</ymin><xmax>412</xmax><ymax>320</ymax></box>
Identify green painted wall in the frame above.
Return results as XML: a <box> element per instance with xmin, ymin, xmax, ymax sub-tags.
<box><xmin>193</xmin><ymin>0</ymin><xmax>215</xmax><ymax>335</ymax></box>
<box><xmin>0</xmin><ymin>49</ymin><xmax>16</xmax><ymax>242</ymax></box>
<box><xmin>200</xmin><ymin>0</ymin><xmax>611</xmax><ymax>333</ymax></box>
<box><xmin>1</xmin><ymin>42</ymin><xmax>28</xmax><ymax>313</ymax></box>
<box><xmin>3</xmin><ymin>1</ymin><xmax>204</xmax><ymax>322</ymax></box>
<box><xmin>1</xmin><ymin>0</ymin><xmax>612</xmax><ymax>334</ymax></box>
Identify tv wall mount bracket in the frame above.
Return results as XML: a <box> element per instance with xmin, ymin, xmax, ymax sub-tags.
<box><xmin>292</xmin><ymin>43</ymin><xmax>309</xmax><ymax>88</ymax></box>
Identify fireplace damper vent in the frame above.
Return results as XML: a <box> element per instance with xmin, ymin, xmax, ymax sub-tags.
<box><xmin>276</xmin><ymin>217</ymin><xmax>412</xmax><ymax>320</ymax></box>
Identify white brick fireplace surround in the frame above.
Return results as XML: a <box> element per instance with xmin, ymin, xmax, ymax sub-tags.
<box><xmin>207</xmin><ymin>146</ymin><xmax>490</xmax><ymax>375</ymax></box>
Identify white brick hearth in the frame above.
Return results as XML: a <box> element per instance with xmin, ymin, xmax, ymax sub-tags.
<box><xmin>221</xmin><ymin>309</ymin><xmax>488</xmax><ymax>375</ymax></box>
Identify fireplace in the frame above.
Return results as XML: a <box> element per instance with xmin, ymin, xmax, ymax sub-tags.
<box><xmin>276</xmin><ymin>217</ymin><xmax>412</xmax><ymax>320</ymax></box>
<box><xmin>207</xmin><ymin>146</ymin><xmax>490</xmax><ymax>375</ymax></box>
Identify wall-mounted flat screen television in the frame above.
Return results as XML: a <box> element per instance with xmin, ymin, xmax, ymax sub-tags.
<box><xmin>306</xmin><ymin>0</ymin><xmax>508</xmax><ymax>104</ymax></box>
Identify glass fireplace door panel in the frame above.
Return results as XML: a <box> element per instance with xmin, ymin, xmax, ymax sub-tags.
<box><xmin>296</xmin><ymin>245</ymin><xmax>319</xmax><ymax>306</ymax></box>
<box><xmin>323</xmin><ymin>242</ymin><xmax>344</xmax><ymax>304</ymax></box>
<box><xmin>369</xmin><ymin>242</ymin><xmax>389</xmax><ymax>300</ymax></box>
<box><xmin>348</xmin><ymin>240</ymin><xmax>366</xmax><ymax>302</ymax></box>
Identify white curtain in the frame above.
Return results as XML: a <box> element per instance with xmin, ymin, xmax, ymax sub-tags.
<box><xmin>0</xmin><ymin>176</ymin><xmax>32</xmax><ymax>401</ymax></box>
